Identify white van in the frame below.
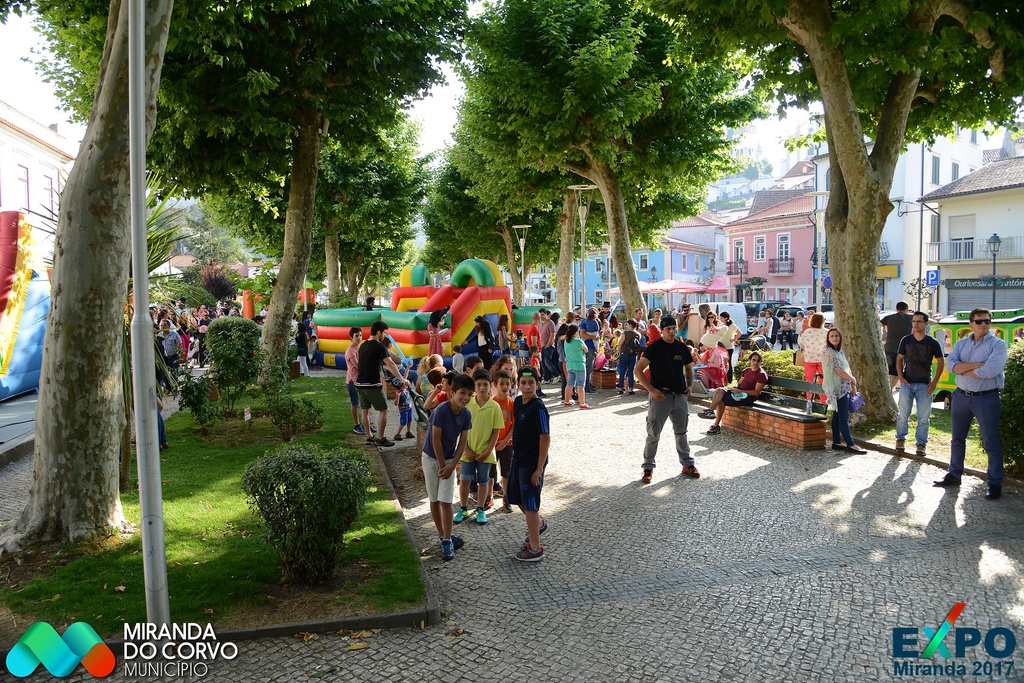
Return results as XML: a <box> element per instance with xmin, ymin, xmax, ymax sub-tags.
<box><xmin>714</xmin><ymin>302</ymin><xmax>753</xmax><ymax>336</ymax></box>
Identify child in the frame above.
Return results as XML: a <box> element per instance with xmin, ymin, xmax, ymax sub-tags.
<box><xmin>422</xmin><ymin>373</ymin><xmax>475</xmax><ymax>561</ymax></box>
<box><xmin>464</xmin><ymin>355</ymin><xmax>484</xmax><ymax>375</ymax></box>
<box><xmin>562</xmin><ymin>324</ymin><xmax>590</xmax><ymax>409</ymax></box>
<box><xmin>509</xmin><ymin>366</ymin><xmax>550</xmax><ymax>561</ymax></box>
<box><xmin>392</xmin><ymin>374</ymin><xmax>414</xmax><ymax>441</ymax></box>
<box><xmin>452</xmin><ymin>345</ymin><xmax>465</xmax><ymax>373</ymax></box>
<box><xmin>492</xmin><ymin>370</ymin><xmax>515</xmax><ymax>513</ymax></box>
<box><xmin>529</xmin><ymin>346</ymin><xmax>541</xmax><ymax>373</ymax></box>
<box><xmin>516</xmin><ymin>330</ymin><xmax>529</xmax><ymax>368</ymax></box>
<box><xmin>424</xmin><ymin>370</ymin><xmax>453</xmax><ymax>412</ymax></box>
<box><xmin>345</xmin><ymin>327</ymin><xmax>371</xmax><ymax>436</ymax></box>
<box><xmin>454</xmin><ymin>369</ymin><xmax>505</xmax><ymax>526</ymax></box>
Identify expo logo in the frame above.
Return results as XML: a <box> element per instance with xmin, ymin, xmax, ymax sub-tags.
<box><xmin>893</xmin><ymin>603</ymin><xmax>1016</xmax><ymax>659</ymax></box>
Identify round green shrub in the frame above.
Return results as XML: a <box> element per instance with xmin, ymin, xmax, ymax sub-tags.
<box><xmin>1000</xmin><ymin>339</ymin><xmax>1024</xmax><ymax>476</ymax></box>
<box><xmin>206</xmin><ymin>316</ymin><xmax>261</xmax><ymax>412</ymax></box>
<box><xmin>242</xmin><ymin>444</ymin><xmax>372</xmax><ymax>585</ymax></box>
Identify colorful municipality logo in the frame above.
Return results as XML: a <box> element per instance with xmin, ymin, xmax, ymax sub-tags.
<box><xmin>892</xmin><ymin>603</ymin><xmax>1017</xmax><ymax>677</ymax></box>
<box><xmin>6</xmin><ymin>622</ymin><xmax>115</xmax><ymax>678</ymax></box>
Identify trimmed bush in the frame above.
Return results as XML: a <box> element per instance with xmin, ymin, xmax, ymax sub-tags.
<box><xmin>206</xmin><ymin>316</ymin><xmax>261</xmax><ymax>413</ymax></box>
<box><xmin>242</xmin><ymin>444</ymin><xmax>372</xmax><ymax>584</ymax></box>
<box><xmin>1001</xmin><ymin>339</ymin><xmax>1024</xmax><ymax>476</ymax></box>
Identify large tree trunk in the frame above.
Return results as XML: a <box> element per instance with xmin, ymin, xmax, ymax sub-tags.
<box><xmin>0</xmin><ymin>0</ymin><xmax>174</xmax><ymax>552</ymax></box>
<box><xmin>498</xmin><ymin>225</ymin><xmax>525</xmax><ymax>306</ymax></box>
<box><xmin>556</xmin><ymin>191</ymin><xmax>577</xmax><ymax>315</ymax></box>
<box><xmin>324</xmin><ymin>228</ymin><xmax>340</xmax><ymax>303</ymax></box>
<box><xmin>259</xmin><ymin>118</ymin><xmax>326</xmax><ymax>375</ymax></box>
<box><xmin>590</xmin><ymin>161</ymin><xmax>643</xmax><ymax>314</ymax></box>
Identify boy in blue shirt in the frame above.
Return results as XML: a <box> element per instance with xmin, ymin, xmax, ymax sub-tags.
<box><xmin>508</xmin><ymin>366</ymin><xmax>551</xmax><ymax>562</ymax></box>
<box><xmin>422</xmin><ymin>373</ymin><xmax>475</xmax><ymax>560</ymax></box>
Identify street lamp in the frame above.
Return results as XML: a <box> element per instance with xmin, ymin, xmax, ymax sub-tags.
<box><xmin>806</xmin><ymin>190</ymin><xmax>830</xmax><ymax>308</ymax></box>
<box><xmin>987</xmin><ymin>233</ymin><xmax>1002</xmax><ymax>310</ymax></box>
<box><xmin>569</xmin><ymin>184</ymin><xmax>598</xmax><ymax>310</ymax></box>
<box><xmin>512</xmin><ymin>224</ymin><xmax>530</xmax><ymax>305</ymax></box>
<box><xmin>737</xmin><ymin>258</ymin><xmax>746</xmax><ymax>301</ymax></box>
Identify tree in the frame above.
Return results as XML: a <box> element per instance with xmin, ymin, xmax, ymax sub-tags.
<box><xmin>648</xmin><ymin>0</ymin><xmax>1024</xmax><ymax>418</ymax></box>
<box><xmin>180</xmin><ymin>204</ymin><xmax>247</xmax><ymax>265</ymax></box>
<box><xmin>459</xmin><ymin>0</ymin><xmax>760</xmax><ymax>314</ymax></box>
<box><xmin>0</xmin><ymin>0</ymin><xmax>174</xmax><ymax>551</ymax></box>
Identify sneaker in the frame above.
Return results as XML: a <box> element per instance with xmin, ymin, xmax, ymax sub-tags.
<box><xmin>563</xmin><ymin>401</ymin><xmax>575</xmax><ymax>407</ymax></box>
<box><xmin>642</xmin><ymin>470</ymin><xmax>652</xmax><ymax>484</ymax></box>
<box><xmin>628</xmin><ymin>390</ymin><xmax>636</xmax><ymax>395</ymax></box>
<box><xmin>682</xmin><ymin>465</ymin><xmax>700</xmax><ymax>479</ymax></box>
<box><xmin>698</xmin><ymin>409</ymin><xmax>715</xmax><ymax>419</ymax></box>
<box><xmin>406</xmin><ymin>431</ymin><xmax>414</xmax><ymax>439</ymax></box>
<box><xmin>483</xmin><ymin>499</ymin><xmax>495</xmax><ymax>511</ymax></box>
<box><xmin>393</xmin><ymin>433</ymin><xmax>404</xmax><ymax>441</ymax></box>
<box><xmin>522</xmin><ymin>519</ymin><xmax>548</xmax><ymax>548</ymax></box>
<box><xmin>370</xmin><ymin>425</ymin><xmax>377</xmax><ymax>435</ymax></box>
<box><xmin>453</xmin><ymin>507</ymin><xmax>468</xmax><ymax>524</ymax></box>
<box><xmin>579</xmin><ymin>404</ymin><xmax>592</xmax><ymax>410</ymax></box>
<box><xmin>441</xmin><ymin>539</ymin><xmax>455</xmax><ymax>561</ymax></box>
<box><xmin>894</xmin><ymin>439</ymin><xmax>905</xmax><ymax>453</ymax></box>
<box><xmin>706</xmin><ymin>425</ymin><xmax>721</xmax><ymax>435</ymax></box>
<box><xmin>515</xmin><ymin>546</ymin><xmax>545</xmax><ymax>562</ymax></box>
<box><xmin>915</xmin><ymin>445</ymin><xmax>926</xmax><ymax>456</ymax></box>
<box><xmin>475</xmin><ymin>508</ymin><xmax>488</xmax><ymax>524</ymax></box>
<box><xmin>500</xmin><ymin>504</ymin><xmax>513</xmax><ymax>514</ymax></box>
<box><xmin>366</xmin><ymin>436</ymin><xmax>376</xmax><ymax>446</ymax></box>
<box><xmin>375</xmin><ymin>436</ymin><xmax>396</xmax><ymax>447</ymax></box>
<box><xmin>353</xmin><ymin>425</ymin><xmax>366</xmax><ymax>435</ymax></box>
<box><xmin>450</xmin><ymin>535</ymin><xmax>465</xmax><ymax>550</ymax></box>
<box><xmin>493</xmin><ymin>483</ymin><xmax>504</xmax><ymax>495</ymax></box>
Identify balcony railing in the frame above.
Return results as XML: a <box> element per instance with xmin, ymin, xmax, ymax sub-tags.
<box><xmin>927</xmin><ymin>236</ymin><xmax>1024</xmax><ymax>262</ymax></box>
<box><xmin>878</xmin><ymin>241</ymin><xmax>890</xmax><ymax>262</ymax></box>
<box><xmin>726</xmin><ymin>260</ymin><xmax>748</xmax><ymax>275</ymax></box>
<box><xmin>768</xmin><ymin>257</ymin><xmax>794</xmax><ymax>274</ymax></box>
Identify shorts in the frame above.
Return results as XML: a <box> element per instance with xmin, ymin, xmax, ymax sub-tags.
<box><xmin>496</xmin><ymin>446</ymin><xmax>513</xmax><ymax>478</ymax></box>
<box><xmin>421</xmin><ymin>453</ymin><xmax>456</xmax><ymax>504</ymax></box>
<box><xmin>885</xmin><ymin>351</ymin><xmax>899</xmax><ymax>377</ymax></box>
<box><xmin>459</xmin><ymin>460</ymin><xmax>492</xmax><ymax>484</ymax></box>
<box><xmin>506</xmin><ymin>463</ymin><xmax>545</xmax><ymax>512</ymax></box>
<box><xmin>399</xmin><ymin>407</ymin><xmax>413</xmax><ymax>426</ymax></box>
<box><xmin>347</xmin><ymin>381</ymin><xmax>359</xmax><ymax>408</ymax></box>
<box><xmin>722</xmin><ymin>392</ymin><xmax>758</xmax><ymax>408</ymax></box>
<box><xmin>356</xmin><ymin>385</ymin><xmax>387</xmax><ymax>411</ymax></box>
<box><xmin>566</xmin><ymin>369</ymin><xmax>586</xmax><ymax>388</ymax></box>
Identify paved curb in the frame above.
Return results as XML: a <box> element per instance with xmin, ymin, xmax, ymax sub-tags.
<box><xmin>0</xmin><ymin>432</ymin><xmax>33</xmax><ymax>470</ymax></box>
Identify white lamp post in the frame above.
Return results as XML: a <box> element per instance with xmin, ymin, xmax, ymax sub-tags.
<box><xmin>512</xmin><ymin>224</ymin><xmax>530</xmax><ymax>304</ymax></box>
<box><xmin>569</xmin><ymin>184</ymin><xmax>598</xmax><ymax>310</ymax></box>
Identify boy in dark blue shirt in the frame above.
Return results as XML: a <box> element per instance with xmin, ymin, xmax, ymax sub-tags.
<box><xmin>422</xmin><ymin>373</ymin><xmax>475</xmax><ymax>561</ymax></box>
<box><xmin>507</xmin><ymin>366</ymin><xmax>551</xmax><ymax>562</ymax></box>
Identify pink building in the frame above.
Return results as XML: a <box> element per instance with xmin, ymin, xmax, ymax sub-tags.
<box><xmin>723</xmin><ymin>193</ymin><xmax>815</xmax><ymax>304</ymax></box>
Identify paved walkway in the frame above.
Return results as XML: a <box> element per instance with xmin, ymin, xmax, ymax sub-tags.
<box><xmin>8</xmin><ymin>379</ymin><xmax>1024</xmax><ymax>682</ymax></box>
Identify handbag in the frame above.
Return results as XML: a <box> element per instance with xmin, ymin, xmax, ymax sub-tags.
<box><xmin>849</xmin><ymin>392</ymin><xmax>865</xmax><ymax>413</ymax></box>
<box><xmin>793</xmin><ymin>350</ymin><xmax>805</xmax><ymax>367</ymax></box>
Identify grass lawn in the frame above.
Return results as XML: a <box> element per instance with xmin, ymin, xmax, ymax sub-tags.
<box><xmin>0</xmin><ymin>376</ymin><xmax>424</xmax><ymax>640</ymax></box>
<box><xmin>853</xmin><ymin>405</ymin><xmax>991</xmax><ymax>470</ymax></box>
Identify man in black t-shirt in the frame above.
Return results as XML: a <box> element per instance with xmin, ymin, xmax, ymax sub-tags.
<box><xmin>882</xmin><ymin>301</ymin><xmax>914</xmax><ymax>389</ymax></box>
<box><xmin>633</xmin><ymin>316</ymin><xmax>698</xmax><ymax>484</ymax></box>
<box><xmin>894</xmin><ymin>311</ymin><xmax>945</xmax><ymax>455</ymax></box>
<box><xmin>356</xmin><ymin>321</ymin><xmax>410</xmax><ymax>448</ymax></box>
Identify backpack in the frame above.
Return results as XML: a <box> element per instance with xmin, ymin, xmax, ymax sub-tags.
<box><xmin>626</xmin><ymin>331</ymin><xmax>643</xmax><ymax>355</ymax></box>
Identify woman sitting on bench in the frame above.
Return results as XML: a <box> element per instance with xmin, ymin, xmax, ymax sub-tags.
<box><xmin>698</xmin><ymin>351</ymin><xmax>768</xmax><ymax>435</ymax></box>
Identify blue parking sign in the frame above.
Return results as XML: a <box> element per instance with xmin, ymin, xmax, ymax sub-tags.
<box><xmin>925</xmin><ymin>269</ymin><xmax>939</xmax><ymax>287</ymax></box>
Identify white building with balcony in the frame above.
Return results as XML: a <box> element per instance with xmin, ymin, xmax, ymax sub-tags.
<box><xmin>920</xmin><ymin>156</ymin><xmax>1024</xmax><ymax>313</ymax></box>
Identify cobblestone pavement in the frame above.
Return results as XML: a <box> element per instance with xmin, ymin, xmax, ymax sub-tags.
<box><xmin>9</xmin><ymin>379</ymin><xmax>1024</xmax><ymax>682</ymax></box>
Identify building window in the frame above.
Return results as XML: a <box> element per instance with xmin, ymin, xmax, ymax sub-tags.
<box><xmin>825</xmin><ymin>168</ymin><xmax>831</xmax><ymax>191</ymax></box>
<box><xmin>952</xmin><ymin>162</ymin><xmax>960</xmax><ymax>181</ymax></box>
<box><xmin>931</xmin><ymin>155</ymin><xmax>941</xmax><ymax>184</ymax></box>
<box><xmin>595</xmin><ymin>258</ymin><xmax>603</xmax><ymax>273</ymax></box>
<box><xmin>754</xmin><ymin>236</ymin><xmax>766</xmax><ymax>262</ymax></box>
<box><xmin>680</xmin><ymin>253</ymin><xmax>688</xmax><ymax>271</ymax></box>
<box><xmin>17</xmin><ymin>165</ymin><xmax>29</xmax><ymax>211</ymax></box>
<box><xmin>594</xmin><ymin>289</ymin><xmax>603</xmax><ymax>303</ymax></box>
<box><xmin>733</xmin><ymin>239</ymin><xmax>744</xmax><ymax>262</ymax></box>
<box><xmin>777</xmin><ymin>233</ymin><xmax>790</xmax><ymax>260</ymax></box>
<box><xmin>930</xmin><ymin>214</ymin><xmax>940</xmax><ymax>243</ymax></box>
<box><xmin>43</xmin><ymin>175</ymin><xmax>57</xmax><ymax>218</ymax></box>
<box><xmin>970</xmin><ymin>129</ymin><xmax>978</xmax><ymax>144</ymax></box>
<box><xmin>638</xmin><ymin>253</ymin><xmax>649</xmax><ymax>270</ymax></box>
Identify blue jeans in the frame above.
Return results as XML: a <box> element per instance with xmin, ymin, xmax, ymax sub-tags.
<box><xmin>541</xmin><ymin>346</ymin><xmax>559</xmax><ymax>381</ymax></box>
<box><xmin>949</xmin><ymin>389</ymin><xmax>1003</xmax><ymax>487</ymax></box>
<box><xmin>617</xmin><ymin>353</ymin><xmax>636</xmax><ymax>390</ymax></box>
<box><xmin>831</xmin><ymin>393</ymin><xmax>854</xmax><ymax>447</ymax></box>
<box><xmin>158</xmin><ymin>410</ymin><xmax>167</xmax><ymax>446</ymax></box>
<box><xmin>896</xmin><ymin>382</ymin><xmax>933</xmax><ymax>446</ymax></box>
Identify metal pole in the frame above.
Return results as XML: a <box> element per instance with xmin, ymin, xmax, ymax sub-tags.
<box><xmin>129</xmin><ymin>0</ymin><xmax>170</xmax><ymax>625</ymax></box>
<box><xmin>580</xmin><ymin>207</ymin><xmax>586</xmax><ymax>311</ymax></box>
<box><xmin>992</xmin><ymin>251</ymin><xmax>997</xmax><ymax>310</ymax></box>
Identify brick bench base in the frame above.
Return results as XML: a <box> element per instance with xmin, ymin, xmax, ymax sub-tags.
<box><xmin>720</xmin><ymin>407</ymin><xmax>826</xmax><ymax>450</ymax></box>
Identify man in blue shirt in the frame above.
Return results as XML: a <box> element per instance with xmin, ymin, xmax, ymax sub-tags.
<box><xmin>934</xmin><ymin>308</ymin><xmax>1008</xmax><ymax>500</ymax></box>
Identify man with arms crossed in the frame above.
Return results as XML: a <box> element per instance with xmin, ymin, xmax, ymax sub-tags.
<box><xmin>933</xmin><ymin>308</ymin><xmax>1007</xmax><ymax>500</ymax></box>
<box><xmin>634</xmin><ymin>316</ymin><xmax>698</xmax><ymax>484</ymax></box>
<box><xmin>355</xmin><ymin>321</ymin><xmax>411</xmax><ymax>448</ymax></box>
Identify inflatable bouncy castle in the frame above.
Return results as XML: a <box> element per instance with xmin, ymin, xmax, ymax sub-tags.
<box><xmin>0</xmin><ymin>211</ymin><xmax>50</xmax><ymax>401</ymax></box>
<box><xmin>313</xmin><ymin>258</ymin><xmax>556</xmax><ymax>368</ymax></box>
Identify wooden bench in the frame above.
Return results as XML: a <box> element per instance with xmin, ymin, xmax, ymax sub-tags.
<box><xmin>714</xmin><ymin>376</ymin><xmax>829</xmax><ymax>450</ymax></box>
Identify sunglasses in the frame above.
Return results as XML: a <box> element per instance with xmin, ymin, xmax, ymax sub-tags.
<box><xmin>973</xmin><ymin>319</ymin><xmax>992</xmax><ymax>324</ymax></box>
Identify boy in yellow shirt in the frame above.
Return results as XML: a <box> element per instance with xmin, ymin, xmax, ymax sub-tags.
<box><xmin>454</xmin><ymin>368</ymin><xmax>505</xmax><ymax>525</ymax></box>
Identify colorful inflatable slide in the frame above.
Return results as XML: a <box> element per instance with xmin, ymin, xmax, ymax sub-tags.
<box><xmin>0</xmin><ymin>211</ymin><xmax>50</xmax><ymax>401</ymax></box>
<box><xmin>313</xmin><ymin>258</ymin><xmax>554</xmax><ymax>369</ymax></box>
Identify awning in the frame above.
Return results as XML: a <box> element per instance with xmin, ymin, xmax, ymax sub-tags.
<box><xmin>702</xmin><ymin>276</ymin><xmax>730</xmax><ymax>294</ymax></box>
